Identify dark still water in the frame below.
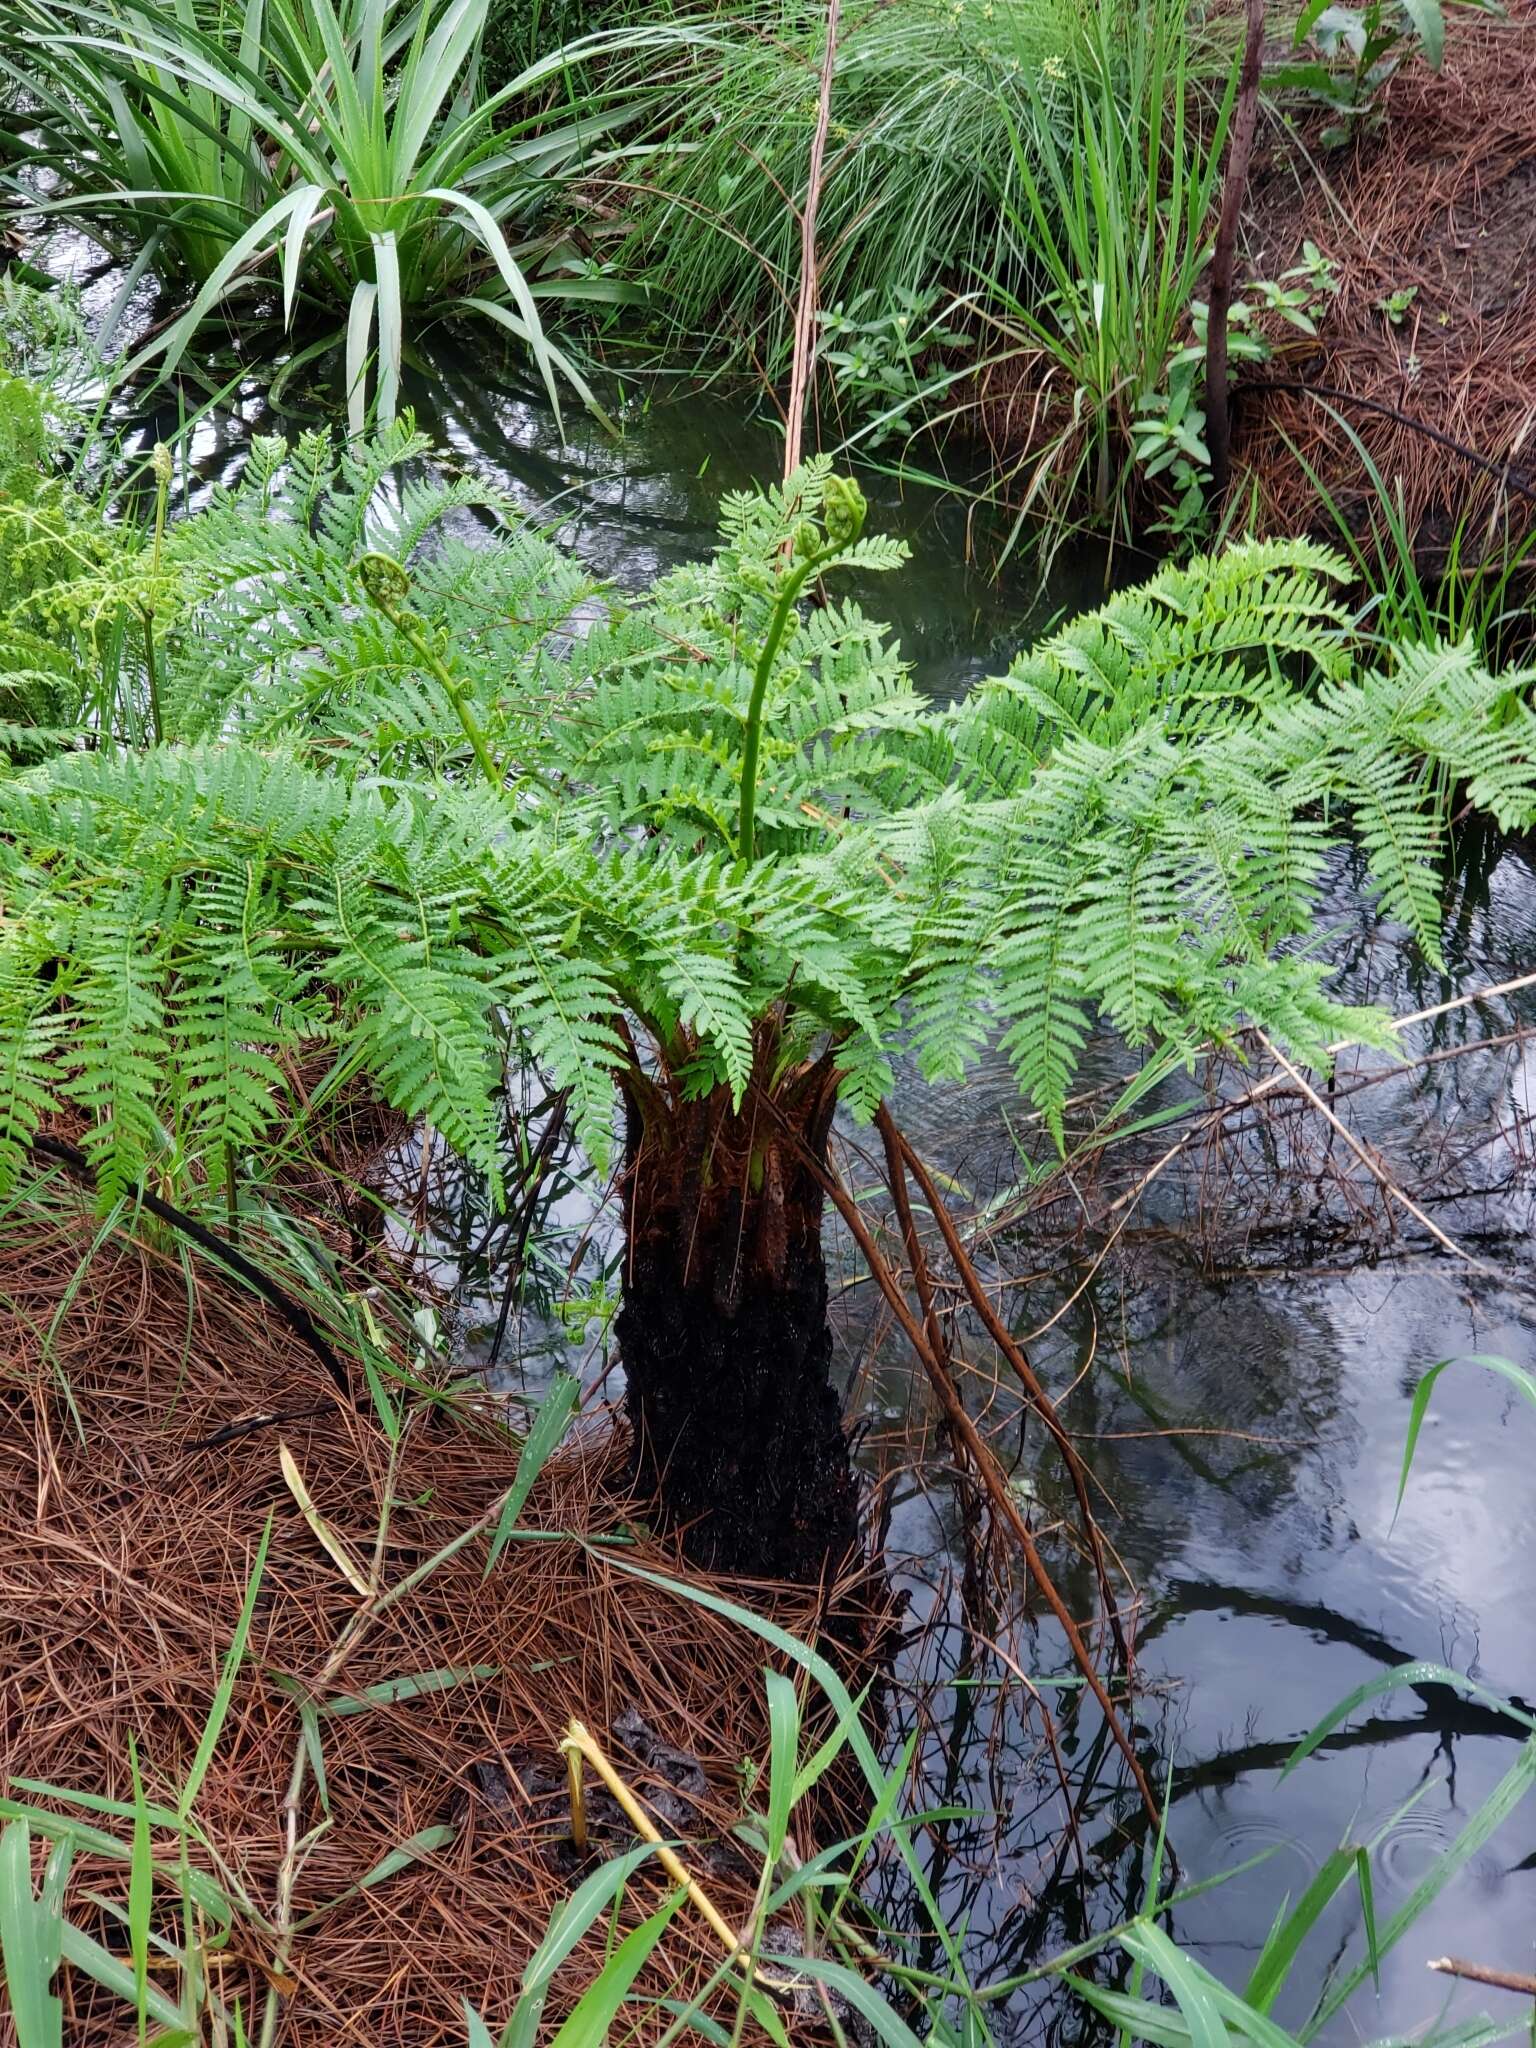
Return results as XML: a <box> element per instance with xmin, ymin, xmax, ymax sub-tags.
<box><xmin>126</xmin><ymin>318</ymin><xmax>1536</xmax><ymax>2040</ymax></box>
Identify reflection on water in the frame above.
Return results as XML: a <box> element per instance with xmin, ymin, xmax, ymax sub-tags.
<box><xmin>100</xmin><ymin>302</ymin><xmax>1536</xmax><ymax>2035</ymax></box>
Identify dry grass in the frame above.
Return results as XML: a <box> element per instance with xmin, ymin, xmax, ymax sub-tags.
<box><xmin>0</xmin><ymin>1194</ymin><xmax>859</xmax><ymax>2045</ymax></box>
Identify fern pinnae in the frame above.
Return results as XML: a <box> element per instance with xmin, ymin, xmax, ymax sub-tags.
<box><xmin>6</xmin><ymin>431</ymin><xmax>1536</xmax><ymax>1217</ymax></box>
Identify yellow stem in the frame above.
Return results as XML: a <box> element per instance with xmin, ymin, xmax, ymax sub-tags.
<box><xmin>566</xmin><ymin>1738</ymin><xmax>587</xmax><ymax>1852</ymax></box>
<box><xmin>560</xmin><ymin>1720</ymin><xmax>742</xmax><ymax>1958</ymax></box>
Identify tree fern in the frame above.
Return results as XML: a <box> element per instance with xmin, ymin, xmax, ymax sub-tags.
<box><xmin>3</xmin><ymin>419</ymin><xmax>1534</xmax><ymax>1205</ymax></box>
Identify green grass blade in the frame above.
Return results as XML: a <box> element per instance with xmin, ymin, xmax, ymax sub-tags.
<box><xmin>57</xmin><ymin>1919</ymin><xmax>187</xmax><ymax>2032</ymax></box>
<box><xmin>1396</xmin><ymin>1354</ymin><xmax>1536</xmax><ymax>1522</ymax></box>
<box><xmin>391</xmin><ymin>0</ymin><xmax>489</xmax><ymax>176</ymax></box>
<box><xmin>321</xmin><ymin>1663</ymin><xmax>499</xmax><ymax>1716</ymax></box>
<box><xmin>1353</xmin><ymin>1847</ymin><xmax>1380</xmax><ymax>1995</ymax></box>
<box><xmin>1303</xmin><ymin>1737</ymin><xmax>1536</xmax><ymax>2038</ymax></box>
<box><xmin>0</xmin><ymin>1821</ymin><xmax>62</xmax><ymax>2048</ymax></box>
<box><xmin>372</xmin><ymin>229</ymin><xmax>402</xmax><ymax>426</ymax></box>
<box><xmin>127</xmin><ymin>1738</ymin><xmax>152</xmax><ymax>2046</ymax></box>
<box><xmin>297</xmin><ymin>1696</ymin><xmax>331</xmax><ymax>1819</ymax></box>
<box><xmin>118</xmin><ymin>186</ymin><xmax>321</xmax><ymax>386</ymax></box>
<box><xmin>345</xmin><ymin>277</ymin><xmax>379</xmax><ymax>439</ymax></box>
<box><xmin>0</xmin><ymin>1806</ymin><xmax>232</xmax><ymax>1928</ymax></box>
<box><xmin>281</xmin><ymin>183</ymin><xmax>329</xmax><ymax>328</ymax></box>
<box><xmin>294</xmin><ymin>1824</ymin><xmax>456</xmax><ymax>1927</ymax></box>
<box><xmin>8</xmin><ymin>1783</ymin><xmax>183</xmax><ymax>1831</ymax></box>
<box><xmin>1118</xmin><ymin>1924</ymin><xmax>1227</xmax><ymax>2048</ymax></box>
<box><xmin>543</xmin><ymin>1888</ymin><xmax>686</xmax><ymax>2048</ymax></box>
<box><xmin>596</xmin><ymin>1555</ymin><xmax>978</xmax><ymax>2005</ymax></box>
<box><xmin>1242</xmin><ymin>1846</ymin><xmax>1355</xmax><ymax>2013</ymax></box>
<box><xmin>422</xmin><ymin>187</ymin><xmax>564</xmax><ymax>428</ymax></box>
<box><xmin>1067</xmin><ymin>1975</ymin><xmax>1196</xmax><ymax>2048</ymax></box>
<box><xmin>509</xmin><ymin>1840</ymin><xmax>657</xmax><ymax>2047</ymax></box>
<box><xmin>179</xmin><ymin>1512</ymin><xmax>272</xmax><ymax>1820</ymax></box>
<box><xmin>1283</xmin><ymin>1663</ymin><xmax>1536</xmax><ymax>1774</ymax></box>
<box><xmin>762</xmin><ymin>1668</ymin><xmax>798</xmax><ymax>1863</ymax></box>
<box><xmin>484</xmin><ymin>1369</ymin><xmax>578</xmax><ymax>1574</ymax></box>
<box><xmin>451</xmin><ymin>297</ymin><xmax>613</xmax><ymax>430</ymax></box>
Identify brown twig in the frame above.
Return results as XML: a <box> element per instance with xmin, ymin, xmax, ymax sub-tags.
<box><xmin>1427</xmin><ymin>1958</ymin><xmax>1536</xmax><ymax>1996</ymax></box>
<box><xmin>876</xmin><ymin>1107</ymin><xmax>1132</xmax><ymax>1669</ymax></box>
<box><xmin>790</xmin><ymin>1125</ymin><xmax>1161</xmax><ymax>1829</ymax></box>
<box><xmin>1207</xmin><ymin>0</ymin><xmax>1267</xmax><ymax>493</ymax></box>
<box><xmin>875</xmin><ymin>1111</ymin><xmax>995</xmax><ymax>1613</ymax></box>
<box><xmin>782</xmin><ymin>0</ymin><xmax>842</xmax><ymax>478</ymax></box>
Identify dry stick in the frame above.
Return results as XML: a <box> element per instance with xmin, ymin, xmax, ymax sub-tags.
<box><xmin>876</xmin><ymin>1111</ymin><xmax>997</xmax><ymax>1611</ymax></box>
<box><xmin>562</xmin><ymin>1721</ymin><xmax>740</xmax><ymax>1955</ymax></box>
<box><xmin>1427</xmin><ymin>1958</ymin><xmax>1536</xmax><ymax>1997</ymax></box>
<box><xmin>562</xmin><ymin>1721</ymin><xmax>810</xmax><ymax>2001</ymax></box>
<box><xmin>1251</xmin><ymin>380</ymin><xmax>1536</xmax><ymax>507</ymax></box>
<box><xmin>1251</xmin><ymin>1030</ymin><xmax>1507</xmax><ymax>1283</ymax></box>
<box><xmin>877</xmin><ymin>1107</ymin><xmax>1132</xmax><ymax>1670</ymax></box>
<box><xmin>1100</xmin><ymin>965</ymin><xmax>1536</xmax><ymax>1229</ymax></box>
<box><xmin>1389</xmin><ymin>967</ymin><xmax>1536</xmax><ymax>1032</ymax></box>
<box><xmin>792</xmin><ymin>1132</ymin><xmax>1161</xmax><ymax>1828</ymax></box>
<box><xmin>781</xmin><ymin>0</ymin><xmax>842</xmax><ymax>479</ymax></box>
<box><xmin>1206</xmin><ymin>0</ymin><xmax>1267</xmax><ymax>494</ymax></box>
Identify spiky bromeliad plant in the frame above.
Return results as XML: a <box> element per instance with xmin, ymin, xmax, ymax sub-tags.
<box><xmin>0</xmin><ymin>0</ymin><xmax>661</xmax><ymax>427</ymax></box>
<box><xmin>3</xmin><ymin>426</ymin><xmax>1536</xmax><ymax>1577</ymax></box>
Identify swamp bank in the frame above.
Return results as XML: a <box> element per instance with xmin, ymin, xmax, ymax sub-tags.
<box><xmin>1</xmin><ymin>0</ymin><xmax>1536</xmax><ymax>2039</ymax></box>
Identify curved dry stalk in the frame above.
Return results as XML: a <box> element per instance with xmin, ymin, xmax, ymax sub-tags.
<box><xmin>1206</xmin><ymin>0</ymin><xmax>1266</xmax><ymax>492</ymax></box>
<box><xmin>782</xmin><ymin>0</ymin><xmax>842</xmax><ymax>478</ymax></box>
<box><xmin>788</xmin><ymin>1123</ymin><xmax>1162</xmax><ymax>1829</ymax></box>
<box><xmin>875</xmin><ymin>1106</ymin><xmax>1132</xmax><ymax>1668</ymax></box>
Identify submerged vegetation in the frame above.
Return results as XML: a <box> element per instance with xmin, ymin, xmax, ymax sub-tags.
<box><xmin>0</xmin><ymin>0</ymin><xmax>1533</xmax><ymax>2027</ymax></box>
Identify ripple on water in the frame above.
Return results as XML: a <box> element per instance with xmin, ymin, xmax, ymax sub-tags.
<box><xmin>1209</xmin><ymin>1815</ymin><xmax>1324</xmax><ymax>1885</ymax></box>
<box><xmin>1369</xmin><ymin>1806</ymin><xmax>1457</xmax><ymax>1892</ymax></box>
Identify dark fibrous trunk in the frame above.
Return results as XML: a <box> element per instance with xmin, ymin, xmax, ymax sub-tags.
<box><xmin>615</xmin><ymin>1056</ymin><xmax>861</xmax><ymax>1584</ymax></box>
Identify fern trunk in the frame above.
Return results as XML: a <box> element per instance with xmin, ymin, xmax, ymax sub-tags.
<box><xmin>616</xmin><ymin>1059</ymin><xmax>861</xmax><ymax>1583</ymax></box>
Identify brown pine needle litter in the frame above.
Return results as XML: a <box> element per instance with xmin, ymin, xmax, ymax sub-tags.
<box><xmin>0</xmin><ymin>1195</ymin><xmax>871</xmax><ymax>2045</ymax></box>
<box><xmin>1239</xmin><ymin>8</ymin><xmax>1536</xmax><ymax>544</ymax></box>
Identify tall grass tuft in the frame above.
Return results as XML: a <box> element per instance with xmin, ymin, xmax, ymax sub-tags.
<box><xmin>978</xmin><ymin>0</ymin><xmax>1236</xmax><ymax>557</ymax></box>
<box><xmin>1278</xmin><ymin>406</ymin><xmax>1536</xmax><ymax>662</ymax></box>
<box><xmin>602</xmin><ymin>0</ymin><xmax>1095</xmax><ymax>391</ymax></box>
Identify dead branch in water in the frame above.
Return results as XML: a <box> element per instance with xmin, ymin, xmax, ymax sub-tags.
<box><xmin>785</xmin><ymin>1112</ymin><xmax>1162</xmax><ymax>1830</ymax></box>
